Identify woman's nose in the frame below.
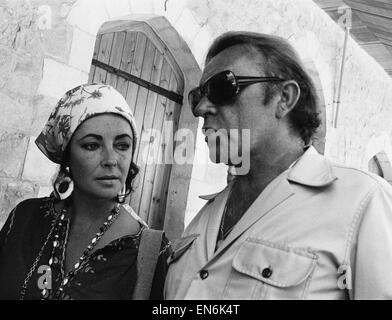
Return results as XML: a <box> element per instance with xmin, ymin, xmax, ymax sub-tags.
<box><xmin>101</xmin><ymin>147</ymin><xmax>118</xmax><ymax>167</ymax></box>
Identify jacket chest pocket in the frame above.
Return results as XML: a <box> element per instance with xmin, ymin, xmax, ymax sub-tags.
<box><xmin>224</xmin><ymin>238</ymin><xmax>318</xmax><ymax>300</ymax></box>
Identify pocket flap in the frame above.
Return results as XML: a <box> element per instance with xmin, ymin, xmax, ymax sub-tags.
<box><xmin>233</xmin><ymin>238</ymin><xmax>318</xmax><ymax>287</ymax></box>
<box><xmin>167</xmin><ymin>233</ymin><xmax>199</xmax><ymax>265</ymax></box>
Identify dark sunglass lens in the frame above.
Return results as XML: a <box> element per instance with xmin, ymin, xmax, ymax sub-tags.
<box><xmin>188</xmin><ymin>88</ymin><xmax>201</xmax><ymax>113</ymax></box>
<box><xmin>208</xmin><ymin>71</ymin><xmax>238</xmax><ymax>104</ymax></box>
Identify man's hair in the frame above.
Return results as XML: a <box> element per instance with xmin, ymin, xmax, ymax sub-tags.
<box><xmin>206</xmin><ymin>31</ymin><xmax>321</xmax><ymax>145</ymax></box>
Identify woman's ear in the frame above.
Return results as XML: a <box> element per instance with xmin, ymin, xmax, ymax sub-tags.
<box><xmin>275</xmin><ymin>80</ymin><xmax>300</xmax><ymax>119</ymax></box>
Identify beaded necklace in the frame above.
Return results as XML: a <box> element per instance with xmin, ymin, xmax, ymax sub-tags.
<box><xmin>19</xmin><ymin>202</ymin><xmax>121</xmax><ymax>300</ymax></box>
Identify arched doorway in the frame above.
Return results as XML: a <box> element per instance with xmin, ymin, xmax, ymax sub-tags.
<box><xmin>87</xmin><ymin>17</ymin><xmax>200</xmax><ymax>238</ymax></box>
<box><xmin>368</xmin><ymin>151</ymin><xmax>392</xmax><ymax>185</ymax></box>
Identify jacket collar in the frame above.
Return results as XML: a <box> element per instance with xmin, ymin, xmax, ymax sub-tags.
<box><xmin>199</xmin><ymin>146</ymin><xmax>338</xmax><ymax>265</ymax></box>
<box><xmin>287</xmin><ymin>146</ymin><xmax>337</xmax><ymax>187</ymax></box>
<box><xmin>199</xmin><ymin>146</ymin><xmax>338</xmax><ymax>202</ymax></box>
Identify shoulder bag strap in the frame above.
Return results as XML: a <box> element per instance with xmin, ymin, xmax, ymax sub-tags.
<box><xmin>132</xmin><ymin>228</ymin><xmax>164</xmax><ymax>300</ymax></box>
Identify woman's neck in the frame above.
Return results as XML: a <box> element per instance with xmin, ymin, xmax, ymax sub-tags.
<box><xmin>69</xmin><ymin>191</ymin><xmax>118</xmax><ymax>227</ymax></box>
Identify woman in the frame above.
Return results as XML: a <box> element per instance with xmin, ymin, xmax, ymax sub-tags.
<box><xmin>0</xmin><ymin>84</ymin><xmax>169</xmax><ymax>300</ymax></box>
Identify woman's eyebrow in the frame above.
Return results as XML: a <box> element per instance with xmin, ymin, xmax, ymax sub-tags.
<box><xmin>115</xmin><ymin>134</ymin><xmax>132</xmax><ymax>140</ymax></box>
<box><xmin>78</xmin><ymin>134</ymin><xmax>102</xmax><ymax>141</ymax></box>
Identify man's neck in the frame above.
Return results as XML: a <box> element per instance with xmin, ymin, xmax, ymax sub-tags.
<box><xmin>236</xmin><ymin>141</ymin><xmax>305</xmax><ymax>193</ymax></box>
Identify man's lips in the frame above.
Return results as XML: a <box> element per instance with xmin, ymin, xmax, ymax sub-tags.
<box><xmin>202</xmin><ymin>127</ymin><xmax>217</xmax><ymax>142</ymax></box>
<box><xmin>202</xmin><ymin>127</ymin><xmax>217</xmax><ymax>134</ymax></box>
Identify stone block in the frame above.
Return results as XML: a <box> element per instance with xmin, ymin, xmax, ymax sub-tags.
<box><xmin>4</xmin><ymin>71</ymin><xmax>39</xmax><ymax>102</ymax></box>
<box><xmin>39</xmin><ymin>10</ymin><xmax>73</xmax><ymax>63</ymax></box>
<box><xmin>128</xmin><ymin>0</ymin><xmax>154</xmax><ymax>14</ymax></box>
<box><xmin>0</xmin><ymin>92</ymin><xmax>33</xmax><ymax>133</ymax></box>
<box><xmin>37</xmin><ymin>186</ymin><xmax>53</xmax><ymax>198</ymax></box>
<box><xmin>21</xmin><ymin>136</ymin><xmax>59</xmax><ymax>185</ymax></box>
<box><xmin>0</xmin><ymin>130</ymin><xmax>29</xmax><ymax>178</ymax></box>
<box><xmin>0</xmin><ymin>178</ymin><xmax>39</xmax><ymax>229</ymax></box>
<box><xmin>174</xmin><ymin>8</ymin><xmax>202</xmax><ymax>47</ymax></box>
<box><xmin>190</xmin><ymin>25</ymin><xmax>213</xmax><ymax>67</ymax></box>
<box><xmin>104</xmin><ymin>0</ymin><xmax>131</xmax><ymax>19</ymax></box>
<box><xmin>30</xmin><ymin>95</ymin><xmax>59</xmax><ymax>137</ymax></box>
<box><xmin>66</xmin><ymin>0</ymin><xmax>109</xmax><ymax>35</ymax></box>
<box><xmin>38</xmin><ymin>58</ymin><xmax>89</xmax><ymax>100</ymax></box>
<box><xmin>68</xmin><ymin>27</ymin><xmax>97</xmax><ymax>73</ymax></box>
<box><xmin>160</xmin><ymin>0</ymin><xmax>186</xmax><ymax>26</ymax></box>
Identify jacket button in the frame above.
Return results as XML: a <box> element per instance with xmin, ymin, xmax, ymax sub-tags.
<box><xmin>262</xmin><ymin>267</ymin><xmax>273</xmax><ymax>278</ymax></box>
<box><xmin>200</xmin><ymin>269</ymin><xmax>209</xmax><ymax>280</ymax></box>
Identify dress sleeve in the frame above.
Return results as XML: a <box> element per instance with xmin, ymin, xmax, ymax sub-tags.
<box><xmin>149</xmin><ymin>234</ymin><xmax>171</xmax><ymax>300</ymax></box>
<box><xmin>351</xmin><ymin>179</ymin><xmax>392</xmax><ymax>299</ymax></box>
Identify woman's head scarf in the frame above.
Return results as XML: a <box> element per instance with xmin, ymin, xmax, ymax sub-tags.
<box><xmin>35</xmin><ymin>83</ymin><xmax>138</xmax><ymax>164</ymax></box>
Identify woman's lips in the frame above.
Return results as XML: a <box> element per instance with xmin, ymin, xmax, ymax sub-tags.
<box><xmin>97</xmin><ymin>175</ymin><xmax>120</xmax><ymax>180</ymax></box>
<box><xmin>96</xmin><ymin>177</ymin><xmax>120</xmax><ymax>185</ymax></box>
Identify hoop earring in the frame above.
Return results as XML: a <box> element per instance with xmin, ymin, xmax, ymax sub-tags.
<box><xmin>54</xmin><ymin>168</ymin><xmax>74</xmax><ymax>200</ymax></box>
<box><xmin>117</xmin><ymin>185</ymin><xmax>130</xmax><ymax>204</ymax></box>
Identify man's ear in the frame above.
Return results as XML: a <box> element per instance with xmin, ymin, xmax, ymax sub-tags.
<box><xmin>275</xmin><ymin>80</ymin><xmax>300</xmax><ymax>119</ymax></box>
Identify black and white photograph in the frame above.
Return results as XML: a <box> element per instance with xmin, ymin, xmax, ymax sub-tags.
<box><xmin>1</xmin><ymin>0</ymin><xmax>392</xmax><ymax>306</ymax></box>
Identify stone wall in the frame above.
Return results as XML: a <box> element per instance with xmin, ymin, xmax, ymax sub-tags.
<box><xmin>0</xmin><ymin>0</ymin><xmax>75</xmax><ymax>224</ymax></box>
<box><xmin>1</xmin><ymin>0</ymin><xmax>392</xmax><ymax>231</ymax></box>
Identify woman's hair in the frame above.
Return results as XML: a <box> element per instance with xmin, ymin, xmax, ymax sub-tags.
<box><xmin>206</xmin><ymin>31</ymin><xmax>321</xmax><ymax>145</ymax></box>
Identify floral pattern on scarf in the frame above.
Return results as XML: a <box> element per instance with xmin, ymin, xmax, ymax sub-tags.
<box><xmin>35</xmin><ymin>83</ymin><xmax>138</xmax><ymax>164</ymax></box>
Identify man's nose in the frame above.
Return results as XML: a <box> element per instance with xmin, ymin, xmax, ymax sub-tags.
<box><xmin>101</xmin><ymin>146</ymin><xmax>118</xmax><ymax>167</ymax></box>
<box><xmin>193</xmin><ymin>96</ymin><xmax>217</xmax><ymax>118</ymax></box>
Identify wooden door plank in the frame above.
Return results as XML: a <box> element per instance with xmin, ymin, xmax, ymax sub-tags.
<box><xmin>93</xmin><ymin>32</ymin><xmax>114</xmax><ymax>84</ymax></box>
<box><xmin>117</xmin><ymin>32</ymin><xmax>138</xmax><ymax>98</ymax></box>
<box><xmin>107</xmin><ymin>31</ymin><xmax>126</xmax><ymax>88</ymax></box>
<box><xmin>148</xmin><ymin>70</ymin><xmax>178</xmax><ymax>228</ymax></box>
<box><xmin>134</xmin><ymin>50</ymin><xmax>165</xmax><ymax>221</ymax></box>
<box><xmin>125</xmin><ymin>32</ymin><xmax>147</xmax><ymax>113</ymax></box>
<box><xmin>129</xmin><ymin>36</ymin><xmax>156</xmax><ymax>214</ymax></box>
<box><xmin>109</xmin><ymin>21</ymin><xmax>185</xmax><ymax>93</ymax></box>
<box><xmin>130</xmin><ymin>60</ymin><xmax>171</xmax><ymax>219</ymax></box>
<box><xmin>143</xmin><ymin>65</ymin><xmax>172</xmax><ymax>226</ymax></box>
<box><xmin>134</xmin><ymin>40</ymin><xmax>160</xmax><ymax>160</ymax></box>
<box><xmin>154</xmin><ymin>72</ymin><xmax>179</xmax><ymax>227</ymax></box>
<box><xmin>88</xmin><ymin>34</ymin><xmax>102</xmax><ymax>84</ymax></box>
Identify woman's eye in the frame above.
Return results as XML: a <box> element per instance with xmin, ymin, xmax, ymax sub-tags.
<box><xmin>116</xmin><ymin>143</ymin><xmax>130</xmax><ymax>151</ymax></box>
<box><xmin>82</xmin><ymin>143</ymin><xmax>99</xmax><ymax>151</ymax></box>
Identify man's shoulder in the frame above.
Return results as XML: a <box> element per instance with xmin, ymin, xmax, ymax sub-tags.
<box><xmin>331</xmin><ymin>162</ymin><xmax>390</xmax><ymax>189</ymax></box>
<box><xmin>302</xmin><ymin>146</ymin><xmax>388</xmax><ymax>189</ymax></box>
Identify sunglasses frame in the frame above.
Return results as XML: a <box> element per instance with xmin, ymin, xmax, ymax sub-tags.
<box><xmin>189</xmin><ymin>70</ymin><xmax>286</xmax><ymax>114</ymax></box>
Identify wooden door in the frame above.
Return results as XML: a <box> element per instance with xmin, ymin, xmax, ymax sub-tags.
<box><xmin>87</xmin><ymin>22</ymin><xmax>184</xmax><ymax>229</ymax></box>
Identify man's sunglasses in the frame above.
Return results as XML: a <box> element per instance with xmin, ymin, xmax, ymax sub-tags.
<box><xmin>188</xmin><ymin>70</ymin><xmax>286</xmax><ymax>114</ymax></box>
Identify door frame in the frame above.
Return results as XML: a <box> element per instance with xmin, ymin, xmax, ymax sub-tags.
<box><xmin>96</xmin><ymin>16</ymin><xmax>201</xmax><ymax>240</ymax></box>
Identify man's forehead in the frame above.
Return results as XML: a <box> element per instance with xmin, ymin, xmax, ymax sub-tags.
<box><xmin>201</xmin><ymin>44</ymin><xmax>264</xmax><ymax>83</ymax></box>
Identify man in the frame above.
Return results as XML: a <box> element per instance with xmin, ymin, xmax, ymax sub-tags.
<box><xmin>164</xmin><ymin>31</ymin><xmax>392</xmax><ymax>299</ymax></box>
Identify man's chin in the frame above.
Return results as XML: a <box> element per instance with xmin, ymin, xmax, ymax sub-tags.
<box><xmin>208</xmin><ymin>152</ymin><xmax>229</xmax><ymax>165</ymax></box>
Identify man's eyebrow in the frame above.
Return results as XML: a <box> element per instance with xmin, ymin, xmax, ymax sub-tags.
<box><xmin>78</xmin><ymin>134</ymin><xmax>102</xmax><ymax>141</ymax></box>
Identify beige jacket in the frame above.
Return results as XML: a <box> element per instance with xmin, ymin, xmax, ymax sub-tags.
<box><xmin>164</xmin><ymin>147</ymin><xmax>392</xmax><ymax>299</ymax></box>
